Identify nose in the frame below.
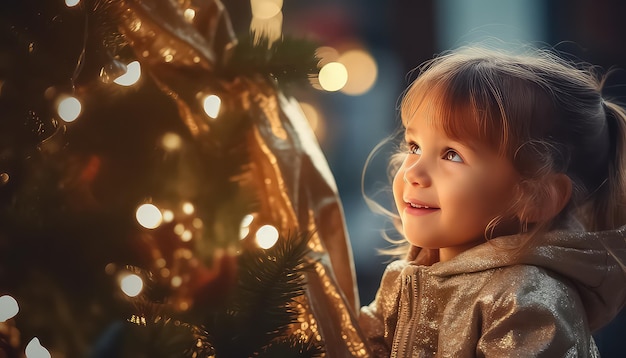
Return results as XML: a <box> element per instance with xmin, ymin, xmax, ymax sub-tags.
<box><xmin>402</xmin><ymin>156</ymin><xmax>431</xmax><ymax>187</ymax></box>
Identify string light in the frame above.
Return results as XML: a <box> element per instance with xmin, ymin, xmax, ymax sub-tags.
<box><xmin>25</xmin><ymin>337</ymin><xmax>51</xmax><ymax>358</ymax></box>
<box><xmin>57</xmin><ymin>95</ymin><xmax>82</xmax><ymax>122</ymax></box>
<box><xmin>120</xmin><ymin>273</ymin><xmax>144</xmax><ymax>297</ymax></box>
<box><xmin>202</xmin><ymin>94</ymin><xmax>221</xmax><ymax>118</ymax></box>
<box><xmin>65</xmin><ymin>0</ymin><xmax>80</xmax><ymax>7</ymax></box>
<box><xmin>113</xmin><ymin>61</ymin><xmax>141</xmax><ymax>86</ymax></box>
<box><xmin>318</xmin><ymin>62</ymin><xmax>348</xmax><ymax>92</ymax></box>
<box><xmin>0</xmin><ymin>295</ymin><xmax>19</xmax><ymax>322</ymax></box>
<box><xmin>136</xmin><ymin>203</ymin><xmax>163</xmax><ymax>229</ymax></box>
<box><xmin>250</xmin><ymin>0</ymin><xmax>283</xmax><ymax>19</ymax></box>
<box><xmin>183</xmin><ymin>8</ymin><xmax>196</xmax><ymax>22</ymax></box>
<box><xmin>171</xmin><ymin>276</ymin><xmax>183</xmax><ymax>288</ymax></box>
<box><xmin>240</xmin><ymin>214</ymin><xmax>254</xmax><ymax>239</ymax></box>
<box><xmin>161</xmin><ymin>132</ymin><xmax>182</xmax><ymax>151</ymax></box>
<box><xmin>162</xmin><ymin>209</ymin><xmax>174</xmax><ymax>223</ymax></box>
<box><xmin>0</xmin><ymin>172</ymin><xmax>9</xmax><ymax>186</ymax></box>
<box><xmin>181</xmin><ymin>230</ymin><xmax>193</xmax><ymax>242</ymax></box>
<box><xmin>338</xmin><ymin>49</ymin><xmax>378</xmax><ymax>95</ymax></box>
<box><xmin>255</xmin><ymin>224</ymin><xmax>279</xmax><ymax>249</ymax></box>
<box><xmin>182</xmin><ymin>202</ymin><xmax>195</xmax><ymax>215</ymax></box>
<box><xmin>192</xmin><ymin>218</ymin><xmax>203</xmax><ymax>229</ymax></box>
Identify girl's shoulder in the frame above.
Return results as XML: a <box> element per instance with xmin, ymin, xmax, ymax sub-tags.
<box><xmin>480</xmin><ymin>264</ymin><xmax>582</xmax><ymax>309</ymax></box>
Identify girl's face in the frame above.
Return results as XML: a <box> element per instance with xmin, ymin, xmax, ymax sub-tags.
<box><xmin>393</xmin><ymin>104</ymin><xmax>520</xmax><ymax>262</ymax></box>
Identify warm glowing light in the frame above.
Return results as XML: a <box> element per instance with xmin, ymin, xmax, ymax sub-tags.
<box><xmin>250</xmin><ymin>11</ymin><xmax>283</xmax><ymax>48</ymax></box>
<box><xmin>162</xmin><ymin>132</ymin><xmax>182</xmax><ymax>151</ymax></box>
<box><xmin>120</xmin><ymin>273</ymin><xmax>144</xmax><ymax>297</ymax></box>
<box><xmin>25</xmin><ymin>337</ymin><xmax>51</xmax><ymax>358</ymax></box>
<box><xmin>136</xmin><ymin>203</ymin><xmax>163</xmax><ymax>229</ymax></box>
<box><xmin>315</xmin><ymin>46</ymin><xmax>340</xmax><ymax>66</ymax></box>
<box><xmin>250</xmin><ymin>0</ymin><xmax>283</xmax><ymax>19</ymax></box>
<box><xmin>0</xmin><ymin>172</ymin><xmax>9</xmax><ymax>186</ymax></box>
<box><xmin>241</xmin><ymin>214</ymin><xmax>254</xmax><ymax>227</ymax></box>
<box><xmin>113</xmin><ymin>61</ymin><xmax>141</xmax><ymax>86</ymax></box>
<box><xmin>240</xmin><ymin>226</ymin><xmax>250</xmax><ymax>240</ymax></box>
<box><xmin>182</xmin><ymin>202</ymin><xmax>195</xmax><ymax>215</ymax></box>
<box><xmin>181</xmin><ymin>230</ymin><xmax>192</xmax><ymax>242</ymax></box>
<box><xmin>255</xmin><ymin>224</ymin><xmax>279</xmax><ymax>249</ymax></box>
<box><xmin>57</xmin><ymin>96</ymin><xmax>82</xmax><ymax>122</ymax></box>
<box><xmin>162</xmin><ymin>210</ymin><xmax>174</xmax><ymax>223</ymax></box>
<box><xmin>0</xmin><ymin>295</ymin><xmax>19</xmax><ymax>322</ymax></box>
<box><xmin>192</xmin><ymin>218</ymin><xmax>203</xmax><ymax>228</ymax></box>
<box><xmin>183</xmin><ymin>8</ymin><xmax>196</xmax><ymax>22</ymax></box>
<box><xmin>65</xmin><ymin>0</ymin><xmax>80</xmax><ymax>7</ymax></box>
<box><xmin>202</xmin><ymin>94</ymin><xmax>221</xmax><ymax>118</ymax></box>
<box><xmin>171</xmin><ymin>276</ymin><xmax>182</xmax><ymax>287</ymax></box>
<box><xmin>239</xmin><ymin>214</ymin><xmax>254</xmax><ymax>239</ymax></box>
<box><xmin>318</xmin><ymin>62</ymin><xmax>348</xmax><ymax>92</ymax></box>
<box><xmin>338</xmin><ymin>49</ymin><xmax>378</xmax><ymax>95</ymax></box>
<box><xmin>174</xmin><ymin>223</ymin><xmax>185</xmax><ymax>235</ymax></box>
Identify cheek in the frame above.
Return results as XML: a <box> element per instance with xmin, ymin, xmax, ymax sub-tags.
<box><xmin>453</xmin><ymin>173</ymin><xmax>514</xmax><ymax>216</ymax></box>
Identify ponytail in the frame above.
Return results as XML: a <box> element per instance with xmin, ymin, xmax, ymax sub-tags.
<box><xmin>585</xmin><ymin>100</ymin><xmax>626</xmax><ymax>230</ymax></box>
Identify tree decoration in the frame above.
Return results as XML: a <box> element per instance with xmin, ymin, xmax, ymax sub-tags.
<box><xmin>0</xmin><ymin>0</ymin><xmax>369</xmax><ymax>356</ymax></box>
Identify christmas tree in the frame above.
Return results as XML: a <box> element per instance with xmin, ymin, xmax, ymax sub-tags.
<box><xmin>0</xmin><ymin>0</ymin><xmax>368</xmax><ymax>356</ymax></box>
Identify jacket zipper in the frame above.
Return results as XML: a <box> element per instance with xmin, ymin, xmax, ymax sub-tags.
<box><xmin>392</xmin><ymin>269</ymin><xmax>422</xmax><ymax>357</ymax></box>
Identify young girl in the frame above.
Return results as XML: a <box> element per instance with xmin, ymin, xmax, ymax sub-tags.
<box><xmin>359</xmin><ymin>46</ymin><xmax>626</xmax><ymax>357</ymax></box>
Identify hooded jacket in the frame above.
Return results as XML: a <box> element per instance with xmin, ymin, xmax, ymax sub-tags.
<box><xmin>359</xmin><ymin>227</ymin><xmax>626</xmax><ymax>357</ymax></box>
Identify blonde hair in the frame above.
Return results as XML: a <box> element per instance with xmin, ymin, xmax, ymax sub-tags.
<box><xmin>376</xmin><ymin>45</ymin><xmax>626</xmax><ymax>257</ymax></box>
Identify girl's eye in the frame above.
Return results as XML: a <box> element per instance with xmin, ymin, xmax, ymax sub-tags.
<box><xmin>407</xmin><ymin>142</ymin><xmax>422</xmax><ymax>155</ymax></box>
<box><xmin>444</xmin><ymin>149</ymin><xmax>463</xmax><ymax>163</ymax></box>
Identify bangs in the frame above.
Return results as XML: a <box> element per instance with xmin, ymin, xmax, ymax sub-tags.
<box><xmin>400</xmin><ymin>57</ymin><xmax>512</xmax><ymax>158</ymax></box>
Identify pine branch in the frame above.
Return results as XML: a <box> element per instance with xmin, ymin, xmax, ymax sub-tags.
<box><xmin>258</xmin><ymin>335</ymin><xmax>325</xmax><ymax>358</ymax></box>
<box><xmin>223</xmin><ymin>35</ymin><xmax>320</xmax><ymax>87</ymax></box>
<box><xmin>208</xmin><ymin>231</ymin><xmax>322</xmax><ymax>357</ymax></box>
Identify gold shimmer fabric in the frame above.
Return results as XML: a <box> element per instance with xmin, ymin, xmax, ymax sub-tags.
<box><xmin>359</xmin><ymin>227</ymin><xmax>626</xmax><ymax>357</ymax></box>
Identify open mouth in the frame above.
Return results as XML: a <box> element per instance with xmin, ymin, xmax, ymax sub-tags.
<box><xmin>404</xmin><ymin>201</ymin><xmax>440</xmax><ymax>215</ymax></box>
<box><xmin>407</xmin><ymin>201</ymin><xmax>439</xmax><ymax>210</ymax></box>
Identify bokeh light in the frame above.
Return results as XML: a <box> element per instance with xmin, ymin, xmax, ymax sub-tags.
<box><xmin>182</xmin><ymin>202</ymin><xmax>195</xmax><ymax>215</ymax></box>
<box><xmin>161</xmin><ymin>132</ymin><xmax>182</xmax><ymax>151</ymax></box>
<box><xmin>0</xmin><ymin>295</ymin><xmax>19</xmax><ymax>322</ymax></box>
<box><xmin>255</xmin><ymin>224</ymin><xmax>279</xmax><ymax>249</ymax></box>
<box><xmin>183</xmin><ymin>8</ymin><xmax>196</xmax><ymax>22</ymax></box>
<box><xmin>136</xmin><ymin>203</ymin><xmax>163</xmax><ymax>229</ymax></box>
<box><xmin>338</xmin><ymin>49</ymin><xmax>378</xmax><ymax>95</ymax></box>
<box><xmin>202</xmin><ymin>94</ymin><xmax>221</xmax><ymax>118</ymax></box>
<box><xmin>171</xmin><ymin>276</ymin><xmax>183</xmax><ymax>288</ymax></box>
<box><xmin>57</xmin><ymin>96</ymin><xmax>82</xmax><ymax>122</ymax></box>
<box><xmin>240</xmin><ymin>214</ymin><xmax>254</xmax><ymax>240</ymax></box>
<box><xmin>315</xmin><ymin>46</ymin><xmax>340</xmax><ymax>66</ymax></box>
<box><xmin>65</xmin><ymin>0</ymin><xmax>80</xmax><ymax>7</ymax></box>
<box><xmin>120</xmin><ymin>273</ymin><xmax>144</xmax><ymax>297</ymax></box>
<box><xmin>162</xmin><ymin>209</ymin><xmax>174</xmax><ymax>223</ymax></box>
<box><xmin>250</xmin><ymin>0</ymin><xmax>283</xmax><ymax>19</ymax></box>
<box><xmin>180</xmin><ymin>230</ymin><xmax>192</xmax><ymax>242</ymax></box>
<box><xmin>318</xmin><ymin>62</ymin><xmax>348</xmax><ymax>92</ymax></box>
<box><xmin>0</xmin><ymin>172</ymin><xmax>8</xmax><ymax>186</ymax></box>
<box><xmin>25</xmin><ymin>337</ymin><xmax>51</xmax><ymax>358</ymax></box>
<box><xmin>113</xmin><ymin>61</ymin><xmax>141</xmax><ymax>86</ymax></box>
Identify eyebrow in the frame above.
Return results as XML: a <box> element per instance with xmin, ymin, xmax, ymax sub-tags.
<box><xmin>404</xmin><ymin>127</ymin><xmax>479</xmax><ymax>153</ymax></box>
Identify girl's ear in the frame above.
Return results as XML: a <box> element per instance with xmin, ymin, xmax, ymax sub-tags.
<box><xmin>518</xmin><ymin>173</ymin><xmax>572</xmax><ymax>223</ymax></box>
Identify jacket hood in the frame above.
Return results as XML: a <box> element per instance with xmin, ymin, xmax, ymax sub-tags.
<box><xmin>409</xmin><ymin>226</ymin><xmax>626</xmax><ymax>331</ymax></box>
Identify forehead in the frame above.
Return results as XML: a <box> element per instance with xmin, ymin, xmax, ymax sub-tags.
<box><xmin>401</xmin><ymin>80</ymin><xmax>508</xmax><ymax>158</ymax></box>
